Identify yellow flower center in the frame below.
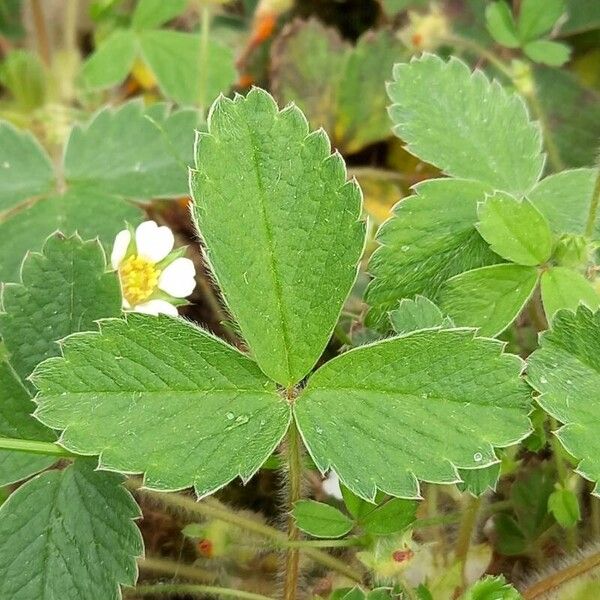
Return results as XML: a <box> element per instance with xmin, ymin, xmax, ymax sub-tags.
<box><xmin>119</xmin><ymin>255</ymin><xmax>161</xmax><ymax>306</ymax></box>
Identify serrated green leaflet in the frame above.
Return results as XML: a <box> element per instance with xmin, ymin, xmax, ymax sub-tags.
<box><xmin>33</xmin><ymin>314</ymin><xmax>291</xmax><ymax>495</ymax></box>
<box><xmin>358</xmin><ymin>497</ymin><xmax>417</xmax><ymax>535</ymax></box>
<box><xmin>191</xmin><ymin>89</ymin><xmax>365</xmax><ymax>386</ymax></box>
<box><xmin>457</xmin><ymin>463</ymin><xmax>501</xmax><ymax>497</ymax></box>
<box><xmin>528</xmin><ymin>306</ymin><xmax>600</xmax><ymax>494</ymax></box>
<box><xmin>460</xmin><ymin>575</ymin><xmax>522</xmax><ymax>600</ymax></box>
<box><xmin>132</xmin><ymin>0</ymin><xmax>187</xmax><ymax>30</ymax></box>
<box><xmin>0</xmin><ymin>360</ymin><xmax>55</xmax><ymax>486</ymax></box>
<box><xmin>529</xmin><ymin>169</ymin><xmax>598</xmax><ymax>237</ymax></box>
<box><xmin>541</xmin><ymin>267</ymin><xmax>599</xmax><ymax>320</ymax></box>
<box><xmin>366</xmin><ymin>178</ymin><xmax>499</xmax><ymax>329</ymax></box>
<box><xmin>438</xmin><ymin>264</ymin><xmax>539</xmax><ymax>337</ymax></box>
<box><xmin>292</xmin><ymin>500</ymin><xmax>353</xmax><ymax>538</ymax></box>
<box><xmin>0</xmin><ymin>121</ymin><xmax>54</xmax><ymax>211</ymax></box>
<box><xmin>0</xmin><ymin>234</ymin><xmax>122</xmax><ymax>384</ymax></box>
<box><xmin>0</xmin><ymin>459</ymin><xmax>142</xmax><ymax>600</ymax></box>
<box><xmin>294</xmin><ymin>329</ymin><xmax>530</xmax><ymax>500</ymax></box>
<box><xmin>476</xmin><ymin>192</ymin><xmax>553</xmax><ymax>266</ymax></box>
<box><xmin>389</xmin><ymin>296</ymin><xmax>452</xmax><ymax>335</ymax></box>
<box><xmin>485</xmin><ymin>2</ymin><xmax>519</xmax><ymax>48</ymax></box>
<box><xmin>388</xmin><ymin>55</ymin><xmax>543</xmax><ymax>194</ymax></box>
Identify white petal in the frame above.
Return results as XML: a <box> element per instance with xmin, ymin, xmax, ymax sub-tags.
<box><xmin>322</xmin><ymin>471</ymin><xmax>343</xmax><ymax>500</ymax></box>
<box><xmin>135</xmin><ymin>221</ymin><xmax>174</xmax><ymax>263</ymax></box>
<box><xmin>158</xmin><ymin>257</ymin><xmax>196</xmax><ymax>298</ymax></box>
<box><xmin>111</xmin><ymin>229</ymin><xmax>131</xmax><ymax>269</ymax></box>
<box><xmin>134</xmin><ymin>299</ymin><xmax>179</xmax><ymax>316</ymax></box>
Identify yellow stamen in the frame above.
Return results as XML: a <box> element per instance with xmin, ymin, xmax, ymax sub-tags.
<box><xmin>119</xmin><ymin>255</ymin><xmax>161</xmax><ymax>306</ymax></box>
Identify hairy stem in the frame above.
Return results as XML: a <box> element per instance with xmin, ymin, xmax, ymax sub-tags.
<box><xmin>442</xmin><ymin>34</ymin><xmax>513</xmax><ymax>78</ymax></box>
<box><xmin>455</xmin><ymin>495</ymin><xmax>482</xmax><ymax>592</ymax></box>
<box><xmin>138</xmin><ymin>556</ymin><xmax>214</xmax><ymax>583</ymax></box>
<box><xmin>584</xmin><ymin>164</ymin><xmax>600</xmax><ymax>239</ymax></box>
<box><xmin>0</xmin><ymin>436</ymin><xmax>75</xmax><ymax>457</ymax></box>
<box><xmin>30</xmin><ymin>0</ymin><xmax>51</xmax><ymax>66</ymax></box>
<box><xmin>522</xmin><ymin>549</ymin><xmax>600</xmax><ymax>599</ymax></box>
<box><xmin>132</xmin><ymin>583</ymin><xmax>271</xmax><ymax>600</ymax></box>
<box><xmin>283</xmin><ymin>418</ymin><xmax>303</xmax><ymax>600</ymax></box>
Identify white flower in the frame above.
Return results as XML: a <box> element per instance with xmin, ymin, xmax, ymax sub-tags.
<box><xmin>111</xmin><ymin>221</ymin><xmax>196</xmax><ymax>316</ymax></box>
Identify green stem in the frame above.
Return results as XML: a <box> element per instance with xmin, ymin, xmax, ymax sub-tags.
<box><xmin>138</xmin><ymin>556</ymin><xmax>214</xmax><ymax>583</ymax></box>
<box><xmin>287</xmin><ymin>538</ymin><xmax>362</xmax><ymax>548</ymax></box>
<box><xmin>0</xmin><ymin>436</ymin><xmax>75</xmax><ymax>457</ymax></box>
<box><xmin>455</xmin><ymin>495</ymin><xmax>482</xmax><ymax>592</ymax></box>
<box><xmin>584</xmin><ymin>165</ymin><xmax>600</xmax><ymax>239</ymax></box>
<box><xmin>131</xmin><ymin>584</ymin><xmax>271</xmax><ymax>600</ymax></box>
<box><xmin>283</xmin><ymin>417</ymin><xmax>303</xmax><ymax>600</ymax></box>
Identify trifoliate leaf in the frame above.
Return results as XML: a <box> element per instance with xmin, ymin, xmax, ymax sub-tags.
<box><xmin>517</xmin><ymin>0</ymin><xmax>565</xmax><ymax>42</ymax></box>
<box><xmin>132</xmin><ymin>0</ymin><xmax>187</xmax><ymax>30</ymax></box>
<box><xmin>438</xmin><ymin>264</ymin><xmax>539</xmax><ymax>337</ymax></box>
<box><xmin>0</xmin><ymin>186</ymin><xmax>142</xmax><ymax>282</ymax></box>
<box><xmin>528</xmin><ymin>306</ymin><xmax>600</xmax><ymax>494</ymax></box>
<box><xmin>366</xmin><ymin>179</ymin><xmax>499</xmax><ymax>329</ymax></box>
<box><xmin>79</xmin><ymin>29</ymin><xmax>137</xmax><ymax>90</ymax></box>
<box><xmin>389</xmin><ymin>296</ymin><xmax>452</xmax><ymax>335</ymax></box>
<box><xmin>294</xmin><ymin>329</ymin><xmax>531</xmax><ymax>500</ymax></box>
<box><xmin>0</xmin><ymin>360</ymin><xmax>55</xmax><ymax>487</ymax></box>
<box><xmin>460</xmin><ymin>575</ymin><xmax>522</xmax><ymax>600</ymax></box>
<box><xmin>548</xmin><ymin>485</ymin><xmax>580</xmax><ymax>528</ymax></box>
<box><xmin>0</xmin><ymin>459</ymin><xmax>143</xmax><ymax>600</ymax></box>
<box><xmin>457</xmin><ymin>463</ymin><xmax>501</xmax><ymax>496</ymax></box>
<box><xmin>139</xmin><ymin>30</ymin><xmax>236</xmax><ymax>108</ymax></box>
<box><xmin>476</xmin><ymin>192</ymin><xmax>553</xmax><ymax>266</ymax></box>
<box><xmin>191</xmin><ymin>89</ymin><xmax>365</xmax><ymax>386</ymax></box>
<box><xmin>528</xmin><ymin>169</ymin><xmax>598</xmax><ymax>237</ymax></box>
<box><xmin>64</xmin><ymin>101</ymin><xmax>198</xmax><ymax>199</ymax></box>
<box><xmin>292</xmin><ymin>500</ymin><xmax>354</xmax><ymax>538</ymax></box>
<box><xmin>0</xmin><ymin>234</ymin><xmax>121</xmax><ymax>384</ymax></box>
<box><xmin>388</xmin><ymin>55</ymin><xmax>543</xmax><ymax>195</ymax></box>
<box><xmin>0</xmin><ymin>121</ymin><xmax>54</xmax><ymax>211</ymax></box>
<box><xmin>540</xmin><ymin>267</ymin><xmax>599</xmax><ymax>320</ymax></box>
<box><xmin>485</xmin><ymin>2</ymin><xmax>520</xmax><ymax>48</ymax></box>
<box><xmin>33</xmin><ymin>314</ymin><xmax>291</xmax><ymax>496</ymax></box>
<box><xmin>523</xmin><ymin>40</ymin><xmax>571</xmax><ymax>66</ymax></box>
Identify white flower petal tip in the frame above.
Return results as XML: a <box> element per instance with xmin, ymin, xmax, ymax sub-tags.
<box><xmin>322</xmin><ymin>471</ymin><xmax>343</xmax><ymax>500</ymax></box>
<box><xmin>135</xmin><ymin>220</ymin><xmax>175</xmax><ymax>263</ymax></box>
<box><xmin>111</xmin><ymin>229</ymin><xmax>131</xmax><ymax>269</ymax></box>
<box><xmin>134</xmin><ymin>299</ymin><xmax>179</xmax><ymax>317</ymax></box>
<box><xmin>158</xmin><ymin>257</ymin><xmax>196</xmax><ymax>298</ymax></box>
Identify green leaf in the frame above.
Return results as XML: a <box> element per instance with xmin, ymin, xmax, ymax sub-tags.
<box><xmin>523</xmin><ymin>40</ymin><xmax>571</xmax><ymax>66</ymax></box>
<box><xmin>292</xmin><ymin>499</ymin><xmax>354</xmax><ymax>538</ymax></box>
<box><xmin>476</xmin><ymin>192</ymin><xmax>553</xmax><ymax>266</ymax></box>
<box><xmin>389</xmin><ymin>296</ymin><xmax>452</xmax><ymax>335</ymax></box>
<box><xmin>0</xmin><ymin>49</ymin><xmax>47</xmax><ymax>110</ymax></box>
<box><xmin>0</xmin><ymin>121</ymin><xmax>54</xmax><ymax>211</ymax></box>
<box><xmin>132</xmin><ymin>0</ymin><xmax>187</xmax><ymax>30</ymax></box>
<box><xmin>517</xmin><ymin>0</ymin><xmax>565</xmax><ymax>41</ymax></box>
<box><xmin>64</xmin><ymin>101</ymin><xmax>198</xmax><ymax>199</ymax></box>
<box><xmin>33</xmin><ymin>314</ymin><xmax>291</xmax><ymax>496</ymax></box>
<box><xmin>366</xmin><ymin>179</ymin><xmax>499</xmax><ymax>329</ymax></box>
<box><xmin>0</xmin><ymin>459</ymin><xmax>143</xmax><ymax>599</ymax></box>
<box><xmin>294</xmin><ymin>329</ymin><xmax>531</xmax><ymax>500</ymax></box>
<box><xmin>0</xmin><ymin>360</ymin><xmax>55</xmax><ymax>487</ymax></box>
<box><xmin>0</xmin><ymin>186</ymin><xmax>142</xmax><ymax>283</ymax></box>
<box><xmin>460</xmin><ymin>575</ymin><xmax>522</xmax><ymax>600</ymax></box>
<box><xmin>528</xmin><ymin>169</ymin><xmax>598</xmax><ymax>236</ymax></box>
<box><xmin>548</xmin><ymin>486</ymin><xmax>580</xmax><ymax>528</ymax></box>
<box><xmin>388</xmin><ymin>55</ymin><xmax>543</xmax><ymax>195</ymax></box>
<box><xmin>540</xmin><ymin>267</ymin><xmax>599</xmax><ymax>320</ymax></box>
<box><xmin>79</xmin><ymin>29</ymin><xmax>137</xmax><ymax>90</ymax></box>
<box><xmin>0</xmin><ymin>234</ymin><xmax>121</xmax><ymax>384</ymax></box>
<box><xmin>438</xmin><ymin>264</ymin><xmax>539</xmax><ymax>337</ymax></box>
<box><xmin>457</xmin><ymin>463</ymin><xmax>501</xmax><ymax>496</ymax></box>
<box><xmin>139</xmin><ymin>30</ymin><xmax>236</xmax><ymax>107</ymax></box>
<box><xmin>191</xmin><ymin>89</ymin><xmax>365</xmax><ymax>386</ymax></box>
<box><xmin>528</xmin><ymin>306</ymin><xmax>600</xmax><ymax>494</ymax></box>
<box><xmin>360</xmin><ymin>498</ymin><xmax>417</xmax><ymax>535</ymax></box>
<box><xmin>485</xmin><ymin>2</ymin><xmax>520</xmax><ymax>48</ymax></box>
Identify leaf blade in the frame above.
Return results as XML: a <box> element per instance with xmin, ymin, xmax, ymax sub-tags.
<box><xmin>292</xmin><ymin>499</ymin><xmax>354</xmax><ymax>538</ymax></box>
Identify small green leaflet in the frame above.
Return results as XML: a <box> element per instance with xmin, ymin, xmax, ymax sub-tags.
<box><xmin>476</xmin><ymin>192</ymin><xmax>553</xmax><ymax>266</ymax></box>
<box><xmin>366</xmin><ymin>178</ymin><xmax>498</xmax><ymax>329</ymax></box>
<box><xmin>438</xmin><ymin>264</ymin><xmax>539</xmax><ymax>337</ymax></box>
<box><xmin>33</xmin><ymin>314</ymin><xmax>291</xmax><ymax>496</ymax></box>
<box><xmin>388</xmin><ymin>54</ymin><xmax>543</xmax><ymax>195</ymax></box>
<box><xmin>389</xmin><ymin>296</ymin><xmax>453</xmax><ymax>335</ymax></box>
<box><xmin>457</xmin><ymin>463</ymin><xmax>501</xmax><ymax>497</ymax></box>
<box><xmin>0</xmin><ymin>459</ymin><xmax>143</xmax><ymax>600</ymax></box>
<box><xmin>292</xmin><ymin>500</ymin><xmax>353</xmax><ymax>538</ymax></box>
<box><xmin>460</xmin><ymin>575</ymin><xmax>522</xmax><ymax>600</ymax></box>
<box><xmin>132</xmin><ymin>0</ymin><xmax>187</xmax><ymax>30</ymax></box>
<box><xmin>191</xmin><ymin>89</ymin><xmax>365</xmax><ymax>386</ymax></box>
<box><xmin>485</xmin><ymin>2</ymin><xmax>519</xmax><ymax>48</ymax></box>
<box><xmin>523</xmin><ymin>40</ymin><xmax>570</xmax><ymax>66</ymax></box>
<box><xmin>528</xmin><ymin>306</ymin><xmax>600</xmax><ymax>494</ymax></box>
<box><xmin>517</xmin><ymin>0</ymin><xmax>565</xmax><ymax>42</ymax></box>
<box><xmin>294</xmin><ymin>329</ymin><xmax>531</xmax><ymax>500</ymax></box>
<box><xmin>540</xmin><ymin>267</ymin><xmax>599</xmax><ymax>320</ymax></box>
<box><xmin>547</xmin><ymin>485</ymin><xmax>580</xmax><ymax>528</ymax></box>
